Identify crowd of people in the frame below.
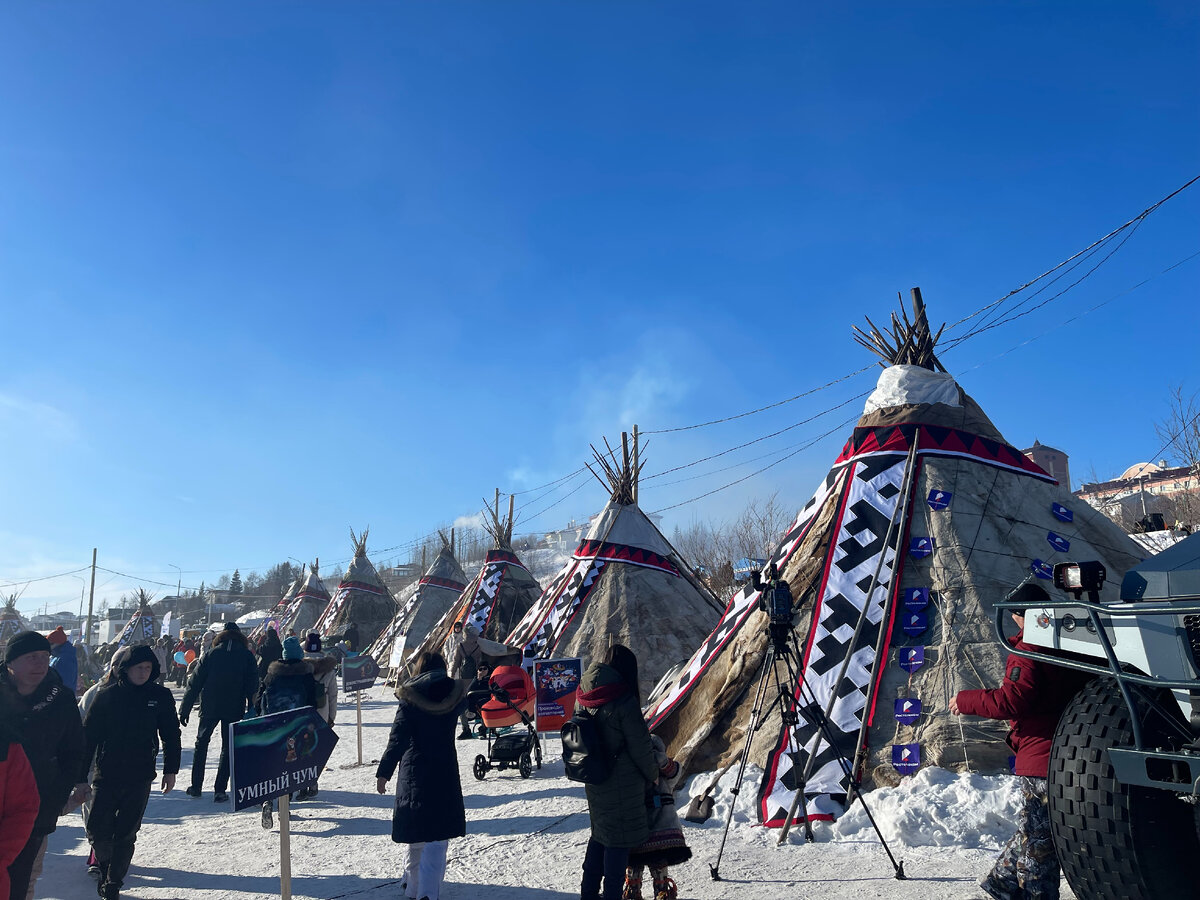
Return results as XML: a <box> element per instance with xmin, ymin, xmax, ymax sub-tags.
<box><xmin>0</xmin><ymin>619</ymin><xmax>697</xmax><ymax>900</ymax></box>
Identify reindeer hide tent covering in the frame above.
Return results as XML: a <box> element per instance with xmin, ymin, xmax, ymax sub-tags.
<box><xmin>315</xmin><ymin>531</ymin><xmax>398</xmax><ymax>651</ymax></box>
<box><xmin>507</xmin><ymin>498</ymin><xmax>724</xmax><ymax>701</ymax></box>
<box><xmin>278</xmin><ymin>563</ymin><xmax>332</xmax><ymax>639</ymax></box>
<box><xmin>369</xmin><ymin>543</ymin><xmax>467</xmax><ymax>667</ymax></box>
<box><xmin>644</xmin><ymin>362</ymin><xmax>1143</xmax><ymax>827</ymax></box>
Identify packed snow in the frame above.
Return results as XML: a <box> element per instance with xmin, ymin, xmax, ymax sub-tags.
<box><xmin>36</xmin><ymin>683</ymin><xmax>1076</xmax><ymax>899</ymax></box>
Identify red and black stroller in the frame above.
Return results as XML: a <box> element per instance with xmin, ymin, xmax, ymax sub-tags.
<box><xmin>467</xmin><ymin>664</ymin><xmax>543</xmax><ymax>780</ymax></box>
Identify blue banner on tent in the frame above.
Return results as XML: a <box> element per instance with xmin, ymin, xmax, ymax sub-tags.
<box><xmin>894</xmin><ymin>698</ymin><xmax>922</xmax><ymax>725</ymax></box>
<box><xmin>342</xmin><ymin>654</ymin><xmax>380</xmax><ymax>693</ymax></box>
<box><xmin>903</xmin><ymin>587</ymin><xmax>929</xmax><ymax>610</ymax></box>
<box><xmin>910</xmin><ymin>536</ymin><xmax>934</xmax><ymax>559</ymax></box>
<box><xmin>927</xmin><ymin>489</ymin><xmax>952</xmax><ymax>511</ymax></box>
<box><xmin>229</xmin><ymin>707</ymin><xmax>338</xmax><ymax>812</ymax></box>
<box><xmin>1051</xmin><ymin>502</ymin><xmax>1074</xmax><ymax>523</ymax></box>
<box><xmin>1030</xmin><ymin>559</ymin><xmax>1053</xmax><ymax>579</ymax></box>
<box><xmin>892</xmin><ymin>743</ymin><xmax>921</xmax><ymax>775</ymax></box>
<box><xmin>901</xmin><ymin>611</ymin><xmax>928</xmax><ymax>637</ymax></box>
<box><xmin>898</xmin><ymin>646</ymin><xmax>925</xmax><ymax>673</ymax></box>
<box><xmin>1046</xmin><ymin>532</ymin><xmax>1071</xmax><ymax>554</ymax></box>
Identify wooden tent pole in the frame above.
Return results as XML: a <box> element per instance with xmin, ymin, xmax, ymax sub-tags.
<box><xmin>632</xmin><ymin>425</ymin><xmax>639</xmax><ymax>505</ymax></box>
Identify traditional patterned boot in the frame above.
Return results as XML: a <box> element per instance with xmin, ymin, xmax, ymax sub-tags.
<box><xmin>621</xmin><ymin>867</ymin><xmax>644</xmax><ymax>900</ymax></box>
<box><xmin>650</xmin><ymin>867</ymin><xmax>677</xmax><ymax>900</ymax></box>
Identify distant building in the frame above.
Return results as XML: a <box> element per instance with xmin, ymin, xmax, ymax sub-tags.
<box><xmin>1023</xmin><ymin>440</ymin><xmax>1071</xmax><ymax>487</ymax></box>
<box><xmin>1077</xmin><ymin>462</ymin><xmax>1198</xmax><ymax>515</ymax></box>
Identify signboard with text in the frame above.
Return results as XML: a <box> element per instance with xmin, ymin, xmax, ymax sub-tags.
<box><xmin>533</xmin><ymin>657</ymin><xmax>582</xmax><ymax>734</ymax></box>
<box><xmin>229</xmin><ymin>706</ymin><xmax>338</xmax><ymax>812</ymax></box>
<box><xmin>342</xmin><ymin>654</ymin><xmax>380</xmax><ymax>693</ymax></box>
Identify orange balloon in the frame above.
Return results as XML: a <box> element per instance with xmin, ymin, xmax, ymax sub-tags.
<box><xmin>184</xmin><ymin>649</ymin><xmax>196</xmax><ymax>663</ymax></box>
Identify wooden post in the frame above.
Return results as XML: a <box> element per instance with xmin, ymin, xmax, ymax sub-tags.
<box><xmin>356</xmin><ymin>691</ymin><xmax>363</xmax><ymax>765</ymax></box>
<box><xmin>85</xmin><ymin>548</ymin><xmax>97</xmax><ymax>647</ymax></box>
<box><xmin>279</xmin><ymin>793</ymin><xmax>292</xmax><ymax>900</ymax></box>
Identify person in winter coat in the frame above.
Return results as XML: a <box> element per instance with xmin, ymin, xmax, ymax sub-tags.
<box><xmin>0</xmin><ymin>722</ymin><xmax>38</xmax><ymax>900</ymax></box>
<box><xmin>256</xmin><ymin>628</ymin><xmax>283</xmax><ymax>681</ymax></box>
<box><xmin>375</xmin><ymin>651</ymin><xmax>467</xmax><ymax>900</ymax></box>
<box><xmin>78</xmin><ymin>646</ymin><xmax>132</xmax><ymax>878</ymax></box>
<box><xmin>951</xmin><ymin>583</ymin><xmax>1089</xmax><ymax>900</ymax></box>
<box><xmin>447</xmin><ymin>622</ymin><xmax>481</xmax><ymax>739</ymax></box>
<box><xmin>299</xmin><ymin>633</ymin><xmax>338</xmax><ymax>802</ymax></box>
<box><xmin>0</xmin><ymin>630</ymin><xmax>87</xmax><ymax>900</ymax></box>
<box><xmin>152</xmin><ymin>637</ymin><xmax>171</xmax><ymax>684</ymax></box>
<box><xmin>257</xmin><ymin>637</ymin><xmax>318</xmax><ymax>827</ymax></box>
<box><xmin>622</xmin><ymin>735</ymin><xmax>691</xmax><ymax>900</ymax></box>
<box><xmin>47</xmin><ymin>626</ymin><xmax>79</xmax><ymax>696</ymax></box>
<box><xmin>575</xmin><ymin>644</ymin><xmax>659</xmax><ymax>900</ymax></box>
<box><xmin>179</xmin><ymin>622</ymin><xmax>259</xmax><ymax>803</ymax></box>
<box><xmin>80</xmin><ymin>644</ymin><xmax>181</xmax><ymax>900</ymax></box>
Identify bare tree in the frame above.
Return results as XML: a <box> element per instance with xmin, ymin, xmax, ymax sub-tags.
<box><xmin>1154</xmin><ymin>384</ymin><xmax>1200</xmax><ymax>528</ymax></box>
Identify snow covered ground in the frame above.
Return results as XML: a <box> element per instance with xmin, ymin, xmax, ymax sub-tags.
<box><xmin>37</xmin><ymin>683</ymin><xmax>1076</xmax><ymax>899</ymax></box>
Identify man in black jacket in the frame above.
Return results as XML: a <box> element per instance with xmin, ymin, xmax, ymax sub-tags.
<box><xmin>81</xmin><ymin>644</ymin><xmax>181</xmax><ymax>900</ymax></box>
<box><xmin>179</xmin><ymin>623</ymin><xmax>258</xmax><ymax>803</ymax></box>
<box><xmin>0</xmin><ymin>630</ymin><xmax>86</xmax><ymax>900</ymax></box>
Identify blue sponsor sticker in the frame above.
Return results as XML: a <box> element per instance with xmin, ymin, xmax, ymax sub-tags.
<box><xmin>904</xmin><ymin>587</ymin><xmax>930</xmax><ymax>610</ymax></box>
<box><xmin>894</xmin><ymin>698</ymin><xmax>922</xmax><ymax>725</ymax></box>
<box><xmin>1030</xmin><ymin>559</ymin><xmax>1053</xmax><ymax>579</ymax></box>
<box><xmin>927</xmin><ymin>489</ymin><xmax>952</xmax><ymax>511</ymax></box>
<box><xmin>899</xmin><ymin>646</ymin><xmax>925</xmax><ymax>673</ymax></box>
<box><xmin>901</xmin><ymin>611</ymin><xmax>928</xmax><ymax>637</ymax></box>
<box><xmin>1047</xmin><ymin>532</ymin><xmax>1071</xmax><ymax>554</ymax></box>
<box><xmin>910</xmin><ymin>536</ymin><xmax>934</xmax><ymax>559</ymax></box>
<box><xmin>892</xmin><ymin>743</ymin><xmax>921</xmax><ymax>775</ymax></box>
<box><xmin>1008</xmin><ymin>755</ymin><xmax>1017</xmax><ymax>774</ymax></box>
<box><xmin>1051</xmin><ymin>502</ymin><xmax>1074</xmax><ymax>523</ymax></box>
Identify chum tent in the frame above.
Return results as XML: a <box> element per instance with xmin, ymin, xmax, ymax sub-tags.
<box><xmin>407</xmin><ymin>495</ymin><xmax>542</xmax><ymax>668</ymax></box>
<box><xmin>0</xmin><ymin>596</ymin><xmax>29</xmax><ymax>654</ymax></box>
<box><xmin>249</xmin><ymin>569</ymin><xmax>303</xmax><ymax>644</ymax></box>
<box><xmin>506</xmin><ymin>436</ymin><xmax>725</xmax><ymax>700</ymax></box>
<box><xmin>115</xmin><ymin>595</ymin><xmax>158</xmax><ymax>648</ymax></box>
<box><xmin>278</xmin><ymin>560</ymin><xmax>333</xmax><ymax>639</ymax></box>
<box><xmin>369</xmin><ymin>532</ymin><xmax>467</xmax><ymax>668</ymax></box>
<box><xmin>643</xmin><ymin>292</ymin><xmax>1145</xmax><ymax>827</ymax></box>
<box><xmin>314</xmin><ymin>529</ymin><xmax>398</xmax><ymax>651</ymax></box>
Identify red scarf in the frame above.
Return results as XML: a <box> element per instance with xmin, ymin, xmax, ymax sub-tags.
<box><xmin>576</xmin><ymin>682</ymin><xmax>630</xmax><ymax>709</ymax></box>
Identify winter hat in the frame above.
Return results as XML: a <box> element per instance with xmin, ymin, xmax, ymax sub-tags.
<box><xmin>282</xmin><ymin>636</ymin><xmax>304</xmax><ymax>661</ymax></box>
<box><xmin>303</xmin><ymin>632</ymin><xmax>322</xmax><ymax>654</ymax></box>
<box><xmin>4</xmin><ymin>630</ymin><xmax>51</xmax><ymax>666</ymax></box>
<box><xmin>122</xmin><ymin>644</ymin><xmax>158</xmax><ymax>678</ymax></box>
<box><xmin>47</xmin><ymin>626</ymin><xmax>68</xmax><ymax>647</ymax></box>
<box><xmin>223</xmin><ymin>622</ymin><xmax>241</xmax><ymax>632</ymax></box>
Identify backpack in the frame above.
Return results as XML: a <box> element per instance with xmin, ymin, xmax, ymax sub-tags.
<box><xmin>561</xmin><ymin>709</ymin><xmax>612</xmax><ymax>784</ymax></box>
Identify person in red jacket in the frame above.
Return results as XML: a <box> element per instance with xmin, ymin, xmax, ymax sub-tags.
<box><xmin>0</xmin><ymin>722</ymin><xmax>39</xmax><ymax>900</ymax></box>
<box><xmin>951</xmin><ymin>582</ymin><xmax>1088</xmax><ymax>900</ymax></box>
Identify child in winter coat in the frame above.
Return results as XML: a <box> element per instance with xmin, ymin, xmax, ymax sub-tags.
<box><xmin>297</xmin><ymin>632</ymin><xmax>338</xmax><ymax>801</ymax></box>
<box><xmin>256</xmin><ymin>636</ymin><xmax>318</xmax><ymax>827</ymax></box>
<box><xmin>622</xmin><ymin>735</ymin><xmax>691</xmax><ymax>900</ymax></box>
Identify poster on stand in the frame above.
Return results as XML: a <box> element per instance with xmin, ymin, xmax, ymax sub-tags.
<box><xmin>534</xmin><ymin>657</ymin><xmax>582</xmax><ymax>733</ymax></box>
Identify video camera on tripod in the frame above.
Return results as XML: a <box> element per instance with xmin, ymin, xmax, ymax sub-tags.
<box><xmin>751</xmin><ymin>563</ymin><xmax>796</xmax><ymax>649</ymax></box>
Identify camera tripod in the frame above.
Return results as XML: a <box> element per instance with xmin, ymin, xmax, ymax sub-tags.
<box><xmin>708</xmin><ymin>596</ymin><xmax>905</xmax><ymax>882</ymax></box>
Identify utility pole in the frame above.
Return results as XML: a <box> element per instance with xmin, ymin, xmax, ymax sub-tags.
<box><xmin>85</xmin><ymin>548</ymin><xmax>97</xmax><ymax>648</ymax></box>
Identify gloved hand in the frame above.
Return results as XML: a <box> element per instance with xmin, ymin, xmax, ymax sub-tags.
<box><xmin>179</xmin><ymin>711</ymin><xmax>190</xmax><ymax>728</ymax></box>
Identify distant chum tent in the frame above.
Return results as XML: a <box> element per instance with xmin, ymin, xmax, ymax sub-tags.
<box><xmin>644</xmin><ymin>290</ymin><xmax>1144</xmax><ymax>827</ymax></box>
<box><xmin>368</xmin><ymin>531</ymin><xmax>467</xmax><ymax>668</ymax></box>
<box><xmin>314</xmin><ymin>529</ymin><xmax>398</xmax><ymax>651</ymax></box>
<box><xmin>506</xmin><ymin>435</ymin><xmax>725</xmax><ymax>700</ymax></box>
<box><xmin>407</xmin><ymin>495</ymin><xmax>542</xmax><ymax>665</ymax></box>
<box><xmin>249</xmin><ymin>568</ymin><xmax>304</xmax><ymax>643</ymax></box>
<box><xmin>0</xmin><ymin>596</ymin><xmax>29</xmax><ymax>653</ymax></box>
<box><xmin>278</xmin><ymin>560</ymin><xmax>332</xmax><ymax>638</ymax></box>
<box><xmin>115</xmin><ymin>591</ymin><xmax>158</xmax><ymax>648</ymax></box>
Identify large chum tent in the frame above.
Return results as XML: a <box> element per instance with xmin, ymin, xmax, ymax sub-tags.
<box><xmin>278</xmin><ymin>560</ymin><xmax>333</xmax><ymax>639</ymax></box>
<box><xmin>644</xmin><ymin>293</ymin><xmax>1144</xmax><ymax>826</ymax></box>
<box><xmin>408</xmin><ymin>495</ymin><xmax>542</xmax><ymax>665</ymax></box>
<box><xmin>314</xmin><ymin>529</ymin><xmax>398</xmax><ymax>650</ymax></box>
<box><xmin>507</xmin><ymin>436</ymin><xmax>725</xmax><ymax>699</ymax></box>
<box><xmin>368</xmin><ymin>532</ymin><xmax>467</xmax><ymax>667</ymax></box>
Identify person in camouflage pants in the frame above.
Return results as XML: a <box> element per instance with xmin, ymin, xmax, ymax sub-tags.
<box><xmin>981</xmin><ymin>776</ymin><xmax>1058</xmax><ymax>900</ymax></box>
<box><xmin>951</xmin><ymin>585</ymin><xmax>1090</xmax><ymax>900</ymax></box>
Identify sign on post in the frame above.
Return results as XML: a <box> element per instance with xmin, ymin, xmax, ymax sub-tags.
<box><xmin>342</xmin><ymin>654</ymin><xmax>380</xmax><ymax>693</ymax></box>
<box><xmin>533</xmin><ymin>657</ymin><xmax>582</xmax><ymax>733</ymax></box>
<box><xmin>229</xmin><ymin>706</ymin><xmax>338</xmax><ymax>812</ymax></box>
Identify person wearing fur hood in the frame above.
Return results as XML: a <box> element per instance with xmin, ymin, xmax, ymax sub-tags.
<box><xmin>375</xmin><ymin>651</ymin><xmax>468</xmax><ymax>900</ymax></box>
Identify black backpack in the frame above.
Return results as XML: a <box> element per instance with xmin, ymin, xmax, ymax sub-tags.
<box><xmin>561</xmin><ymin>710</ymin><xmax>612</xmax><ymax>784</ymax></box>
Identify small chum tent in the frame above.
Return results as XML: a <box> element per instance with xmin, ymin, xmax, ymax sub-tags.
<box><xmin>506</xmin><ymin>435</ymin><xmax>726</xmax><ymax>700</ymax></box>
<box><xmin>369</xmin><ymin>531</ymin><xmax>467</xmax><ymax>668</ymax></box>
<box><xmin>115</xmin><ymin>595</ymin><xmax>158</xmax><ymax>648</ymax></box>
<box><xmin>0</xmin><ymin>597</ymin><xmax>30</xmax><ymax>654</ymax></box>
<box><xmin>644</xmin><ymin>291</ymin><xmax>1145</xmax><ymax>826</ymax></box>
<box><xmin>249</xmin><ymin>568</ymin><xmax>303</xmax><ymax>644</ymax></box>
<box><xmin>278</xmin><ymin>560</ymin><xmax>332</xmax><ymax>639</ymax></box>
<box><xmin>314</xmin><ymin>528</ymin><xmax>398</xmax><ymax>651</ymax></box>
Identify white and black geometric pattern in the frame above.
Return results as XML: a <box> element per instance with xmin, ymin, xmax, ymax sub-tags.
<box><xmin>644</xmin><ymin>466</ymin><xmax>847</xmax><ymax>727</ymax></box>
<box><xmin>465</xmin><ymin>561</ymin><xmax>507</xmax><ymax>633</ymax></box>
<box><xmin>759</xmin><ymin>452</ymin><xmax>908</xmax><ymax>826</ymax></box>
<box><xmin>513</xmin><ymin>554</ymin><xmax>607</xmax><ymax>661</ymax></box>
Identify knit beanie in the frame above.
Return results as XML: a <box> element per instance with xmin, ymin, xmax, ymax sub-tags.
<box><xmin>303</xmin><ymin>632</ymin><xmax>322</xmax><ymax>654</ymax></box>
<box><xmin>282</xmin><ymin>636</ymin><xmax>304</xmax><ymax>661</ymax></box>
<box><xmin>4</xmin><ymin>630</ymin><xmax>51</xmax><ymax>666</ymax></box>
<box><xmin>47</xmin><ymin>626</ymin><xmax>68</xmax><ymax>647</ymax></box>
<box><xmin>123</xmin><ymin>644</ymin><xmax>157</xmax><ymax>672</ymax></box>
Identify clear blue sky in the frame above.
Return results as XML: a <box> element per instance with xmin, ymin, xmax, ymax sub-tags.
<box><xmin>3</xmin><ymin>2</ymin><xmax>1197</xmax><ymax>618</ymax></box>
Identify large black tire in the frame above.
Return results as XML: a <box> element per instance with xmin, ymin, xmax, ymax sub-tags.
<box><xmin>1048</xmin><ymin>676</ymin><xmax>1198</xmax><ymax>900</ymax></box>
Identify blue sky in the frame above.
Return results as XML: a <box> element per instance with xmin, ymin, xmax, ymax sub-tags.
<box><xmin>3</xmin><ymin>2</ymin><xmax>1198</xmax><ymax>618</ymax></box>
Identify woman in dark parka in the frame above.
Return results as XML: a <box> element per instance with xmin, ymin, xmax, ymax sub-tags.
<box><xmin>375</xmin><ymin>651</ymin><xmax>467</xmax><ymax>900</ymax></box>
<box><xmin>576</xmin><ymin>644</ymin><xmax>658</xmax><ymax>900</ymax></box>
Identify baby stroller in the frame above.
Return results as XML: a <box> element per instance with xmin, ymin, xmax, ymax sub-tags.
<box><xmin>467</xmin><ymin>665</ymin><xmax>543</xmax><ymax>780</ymax></box>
